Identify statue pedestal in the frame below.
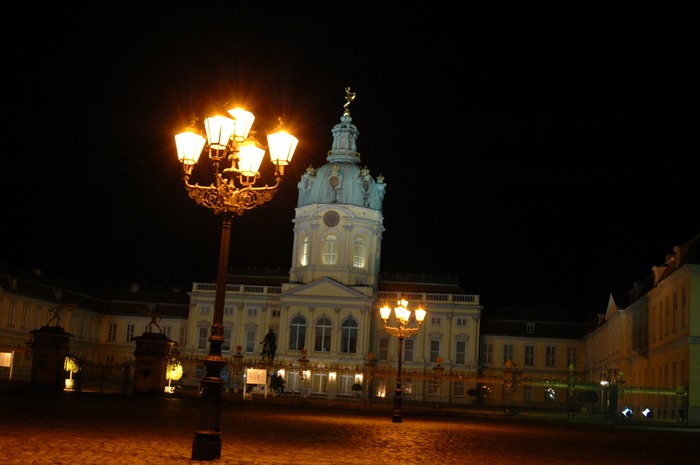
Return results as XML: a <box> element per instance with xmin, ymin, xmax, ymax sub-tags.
<box><xmin>30</xmin><ymin>326</ymin><xmax>73</xmax><ymax>390</ymax></box>
<box><xmin>132</xmin><ymin>332</ymin><xmax>174</xmax><ymax>395</ymax></box>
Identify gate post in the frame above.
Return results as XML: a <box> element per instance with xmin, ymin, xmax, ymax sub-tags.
<box><xmin>29</xmin><ymin>326</ymin><xmax>73</xmax><ymax>390</ymax></box>
<box><xmin>132</xmin><ymin>332</ymin><xmax>174</xmax><ymax>395</ymax></box>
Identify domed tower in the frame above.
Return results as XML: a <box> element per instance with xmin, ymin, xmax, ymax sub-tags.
<box><xmin>289</xmin><ymin>88</ymin><xmax>386</xmax><ymax>290</ymax></box>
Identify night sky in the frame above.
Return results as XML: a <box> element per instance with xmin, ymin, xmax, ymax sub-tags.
<box><xmin>5</xmin><ymin>4</ymin><xmax>698</xmax><ymax>314</ymax></box>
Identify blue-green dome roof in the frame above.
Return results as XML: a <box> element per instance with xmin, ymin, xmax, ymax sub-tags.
<box><xmin>296</xmin><ymin>111</ymin><xmax>385</xmax><ymax>211</ymax></box>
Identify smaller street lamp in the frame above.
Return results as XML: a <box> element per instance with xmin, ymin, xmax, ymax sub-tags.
<box><xmin>380</xmin><ymin>298</ymin><xmax>427</xmax><ymax>423</ymax></box>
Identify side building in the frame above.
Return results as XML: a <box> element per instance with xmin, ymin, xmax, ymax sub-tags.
<box><xmin>584</xmin><ymin>232</ymin><xmax>700</xmax><ymax>424</ymax></box>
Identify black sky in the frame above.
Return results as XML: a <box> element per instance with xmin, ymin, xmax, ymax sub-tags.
<box><xmin>5</xmin><ymin>4</ymin><xmax>699</xmax><ymax>313</ymax></box>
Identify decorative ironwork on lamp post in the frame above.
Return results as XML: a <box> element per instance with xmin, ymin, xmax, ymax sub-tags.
<box><xmin>174</xmin><ymin>106</ymin><xmax>298</xmax><ymax>461</ymax></box>
<box><xmin>379</xmin><ymin>298</ymin><xmax>426</xmax><ymax>423</ymax></box>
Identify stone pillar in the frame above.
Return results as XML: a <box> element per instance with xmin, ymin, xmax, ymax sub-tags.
<box><xmin>132</xmin><ymin>332</ymin><xmax>174</xmax><ymax>395</ymax></box>
<box><xmin>29</xmin><ymin>326</ymin><xmax>73</xmax><ymax>390</ymax></box>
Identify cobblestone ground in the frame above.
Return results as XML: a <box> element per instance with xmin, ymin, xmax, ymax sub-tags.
<box><xmin>0</xmin><ymin>386</ymin><xmax>698</xmax><ymax>465</ymax></box>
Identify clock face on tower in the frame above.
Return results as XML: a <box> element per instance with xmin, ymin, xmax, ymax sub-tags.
<box><xmin>323</xmin><ymin>210</ymin><xmax>340</xmax><ymax>227</ymax></box>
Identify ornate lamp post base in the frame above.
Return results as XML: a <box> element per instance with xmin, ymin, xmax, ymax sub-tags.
<box><xmin>192</xmin><ymin>432</ymin><xmax>222</xmax><ymax>461</ymax></box>
<box><xmin>192</xmin><ymin>371</ymin><xmax>225</xmax><ymax>460</ymax></box>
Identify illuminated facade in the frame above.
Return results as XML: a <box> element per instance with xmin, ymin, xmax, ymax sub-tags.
<box><xmin>0</xmin><ymin>98</ymin><xmax>697</xmax><ymax>424</ymax></box>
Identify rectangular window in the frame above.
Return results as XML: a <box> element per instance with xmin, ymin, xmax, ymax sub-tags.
<box><xmin>378</xmin><ymin>337</ymin><xmax>389</xmax><ymax>361</ymax></box>
<box><xmin>526</xmin><ymin>322</ymin><xmax>535</xmax><ymax>334</ymax></box>
<box><xmin>8</xmin><ymin>301</ymin><xmax>16</xmax><ymax>326</ymax></box>
<box><xmin>247</xmin><ymin>308</ymin><xmax>258</xmax><ymax>317</ymax></box>
<box><xmin>427</xmin><ymin>379</ymin><xmax>440</xmax><ymax>395</ymax></box>
<box><xmin>403</xmin><ymin>339</ymin><xmax>414</xmax><ymax>362</ymax></box>
<box><xmin>455</xmin><ymin>341</ymin><xmax>466</xmax><ymax>365</ymax></box>
<box><xmin>315</xmin><ymin>327</ymin><xmax>331</xmax><ymax>352</ymax></box>
<box><xmin>200</xmin><ymin>306</ymin><xmax>211</xmax><ymax>315</ymax></box>
<box><xmin>402</xmin><ymin>379</ymin><xmax>413</xmax><ymax>396</ymax></box>
<box><xmin>198</xmin><ymin>327</ymin><xmax>208</xmax><ymax>350</ymax></box>
<box><xmin>453</xmin><ymin>381</ymin><xmax>465</xmax><ymax>397</ymax></box>
<box><xmin>300</xmin><ymin>236</ymin><xmax>309</xmax><ymax>266</ymax></box>
<box><xmin>523</xmin><ymin>385</ymin><xmax>533</xmax><ymax>401</ymax></box>
<box><xmin>322</xmin><ymin>235</ymin><xmax>338</xmax><ymax>265</ymax></box>
<box><xmin>126</xmin><ymin>324</ymin><xmax>135</xmax><ymax>342</ymax></box>
<box><xmin>33</xmin><ymin>305</ymin><xmax>41</xmax><ymax>329</ymax></box>
<box><xmin>78</xmin><ymin>316</ymin><xmax>86</xmax><ymax>338</ymax></box>
<box><xmin>672</xmin><ymin>289</ymin><xmax>679</xmax><ymax>332</ymax></box>
<box><xmin>179</xmin><ymin>327</ymin><xmax>187</xmax><ymax>346</ymax></box>
<box><xmin>288</xmin><ymin>319</ymin><xmax>306</xmax><ymax>351</ymax></box>
<box><xmin>222</xmin><ymin>327</ymin><xmax>231</xmax><ymax>352</ymax></box>
<box><xmin>340</xmin><ymin>324</ymin><xmax>358</xmax><ymax>354</ymax></box>
<box><xmin>224</xmin><ymin>306</ymin><xmax>234</xmax><ymax>317</ymax></box>
<box><xmin>524</xmin><ymin>345</ymin><xmax>535</xmax><ymax>366</ymax></box>
<box><xmin>429</xmin><ymin>339</ymin><xmax>441</xmax><ymax>363</ymax></box>
<box><xmin>352</xmin><ymin>241</ymin><xmax>365</xmax><ymax>268</ymax></box>
<box><xmin>503</xmin><ymin>344</ymin><xmax>514</xmax><ymax>364</ymax></box>
<box><xmin>567</xmin><ymin>347</ymin><xmax>578</xmax><ymax>369</ymax></box>
<box><xmin>106</xmin><ymin>355</ymin><xmax>114</xmax><ymax>366</ymax></box>
<box><xmin>246</xmin><ymin>330</ymin><xmax>256</xmax><ymax>353</ymax></box>
<box><xmin>271</xmin><ymin>308</ymin><xmax>281</xmax><ymax>318</ymax></box>
<box><xmin>108</xmin><ymin>323</ymin><xmax>117</xmax><ymax>342</ymax></box>
<box><xmin>456</xmin><ymin>317</ymin><xmax>467</xmax><ymax>327</ymax></box>
<box><xmin>481</xmin><ymin>343</ymin><xmax>493</xmax><ymax>365</ymax></box>
<box><xmin>546</xmin><ymin>346</ymin><xmax>556</xmax><ymax>367</ymax></box>
<box><xmin>20</xmin><ymin>303</ymin><xmax>29</xmax><ymax>329</ymax></box>
<box><xmin>312</xmin><ymin>373</ymin><xmax>329</xmax><ymax>394</ymax></box>
<box><xmin>430</xmin><ymin>316</ymin><xmax>441</xmax><ymax>325</ymax></box>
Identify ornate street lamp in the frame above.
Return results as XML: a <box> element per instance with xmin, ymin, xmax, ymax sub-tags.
<box><xmin>379</xmin><ymin>298</ymin><xmax>427</xmax><ymax>423</ymax></box>
<box><xmin>174</xmin><ymin>106</ymin><xmax>298</xmax><ymax>460</ymax></box>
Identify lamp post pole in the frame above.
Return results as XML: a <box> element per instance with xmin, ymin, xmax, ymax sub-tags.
<box><xmin>394</xmin><ymin>335</ymin><xmax>404</xmax><ymax>423</ymax></box>
<box><xmin>174</xmin><ymin>106</ymin><xmax>298</xmax><ymax>461</ymax></box>
<box><xmin>380</xmin><ymin>298</ymin><xmax>426</xmax><ymax>424</ymax></box>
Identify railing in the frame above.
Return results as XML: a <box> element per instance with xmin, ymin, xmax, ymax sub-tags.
<box><xmin>192</xmin><ymin>283</ymin><xmax>283</xmax><ymax>295</ymax></box>
<box><xmin>376</xmin><ymin>291</ymin><xmax>479</xmax><ymax>305</ymax></box>
<box><xmin>70</xmin><ymin>360</ymin><xmax>135</xmax><ymax>394</ymax></box>
<box><xmin>191</xmin><ymin>285</ymin><xmax>479</xmax><ymax>304</ymax></box>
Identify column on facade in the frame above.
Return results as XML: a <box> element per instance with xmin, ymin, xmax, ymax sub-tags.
<box><xmin>471</xmin><ymin>315</ymin><xmax>481</xmax><ymax>367</ymax></box>
<box><xmin>277</xmin><ymin>305</ymin><xmax>289</xmax><ymax>358</ymax></box>
<box><xmin>445</xmin><ymin>313</ymin><xmax>454</xmax><ymax>365</ymax></box>
<box><xmin>235</xmin><ymin>304</ymin><xmax>244</xmax><ymax>351</ymax></box>
<box><xmin>307</xmin><ymin>306</ymin><xmax>316</xmax><ymax>353</ymax></box>
<box><xmin>332</xmin><ymin>307</ymin><xmax>341</xmax><ymax>356</ymax></box>
<box><xmin>260</xmin><ymin>304</ymin><xmax>268</xmax><ymax>342</ymax></box>
<box><xmin>358</xmin><ymin>304</ymin><xmax>371</xmax><ymax>359</ymax></box>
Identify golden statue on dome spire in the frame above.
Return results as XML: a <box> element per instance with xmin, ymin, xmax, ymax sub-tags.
<box><xmin>344</xmin><ymin>87</ymin><xmax>356</xmax><ymax>115</ymax></box>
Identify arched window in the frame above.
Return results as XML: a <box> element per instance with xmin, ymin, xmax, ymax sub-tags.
<box><xmin>300</xmin><ymin>235</ymin><xmax>309</xmax><ymax>266</ymax></box>
<box><xmin>322</xmin><ymin>234</ymin><xmax>338</xmax><ymax>265</ymax></box>
<box><xmin>352</xmin><ymin>237</ymin><xmax>366</xmax><ymax>269</ymax></box>
<box><xmin>340</xmin><ymin>318</ymin><xmax>358</xmax><ymax>353</ymax></box>
<box><xmin>288</xmin><ymin>315</ymin><xmax>307</xmax><ymax>350</ymax></box>
<box><xmin>314</xmin><ymin>316</ymin><xmax>332</xmax><ymax>352</ymax></box>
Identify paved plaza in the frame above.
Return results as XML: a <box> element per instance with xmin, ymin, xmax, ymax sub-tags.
<box><xmin>0</xmin><ymin>384</ymin><xmax>698</xmax><ymax>465</ymax></box>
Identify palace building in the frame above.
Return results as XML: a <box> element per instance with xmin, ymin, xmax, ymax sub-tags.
<box><xmin>1</xmin><ymin>97</ymin><xmax>698</xmax><ymax>425</ymax></box>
